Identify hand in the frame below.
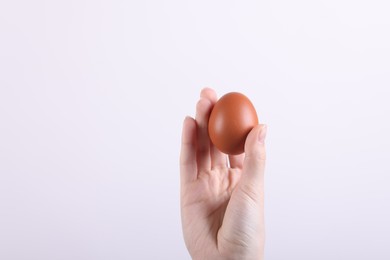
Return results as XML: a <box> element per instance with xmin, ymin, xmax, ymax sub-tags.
<box><xmin>180</xmin><ymin>88</ymin><xmax>267</xmax><ymax>260</ymax></box>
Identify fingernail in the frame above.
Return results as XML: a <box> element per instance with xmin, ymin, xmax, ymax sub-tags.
<box><xmin>184</xmin><ymin>116</ymin><xmax>192</xmax><ymax>124</ymax></box>
<box><xmin>200</xmin><ymin>87</ymin><xmax>211</xmax><ymax>97</ymax></box>
<box><xmin>258</xmin><ymin>125</ymin><xmax>267</xmax><ymax>144</ymax></box>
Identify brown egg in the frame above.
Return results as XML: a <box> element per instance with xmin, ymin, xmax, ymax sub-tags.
<box><xmin>208</xmin><ymin>92</ymin><xmax>258</xmax><ymax>155</ymax></box>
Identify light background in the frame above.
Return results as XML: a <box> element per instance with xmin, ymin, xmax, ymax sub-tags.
<box><xmin>1</xmin><ymin>0</ymin><xmax>389</xmax><ymax>259</ymax></box>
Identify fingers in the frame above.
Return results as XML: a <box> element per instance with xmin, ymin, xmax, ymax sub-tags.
<box><xmin>180</xmin><ymin>116</ymin><xmax>198</xmax><ymax>184</ymax></box>
<box><xmin>228</xmin><ymin>153</ymin><xmax>244</xmax><ymax>169</ymax></box>
<box><xmin>195</xmin><ymin>97</ymin><xmax>213</xmax><ymax>170</ymax></box>
<box><xmin>199</xmin><ymin>88</ymin><xmax>227</xmax><ymax>168</ymax></box>
<box><xmin>240</xmin><ymin>124</ymin><xmax>267</xmax><ymax>189</ymax></box>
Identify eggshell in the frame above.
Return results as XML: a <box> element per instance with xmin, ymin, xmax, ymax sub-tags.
<box><xmin>208</xmin><ymin>92</ymin><xmax>258</xmax><ymax>155</ymax></box>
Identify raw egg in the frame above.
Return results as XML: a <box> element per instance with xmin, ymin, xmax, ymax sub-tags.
<box><xmin>208</xmin><ymin>92</ymin><xmax>258</xmax><ymax>155</ymax></box>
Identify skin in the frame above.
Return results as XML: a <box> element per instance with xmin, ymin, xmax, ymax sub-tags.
<box><xmin>180</xmin><ymin>88</ymin><xmax>268</xmax><ymax>260</ymax></box>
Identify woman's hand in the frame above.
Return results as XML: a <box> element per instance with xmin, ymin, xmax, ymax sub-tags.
<box><xmin>180</xmin><ymin>88</ymin><xmax>267</xmax><ymax>260</ymax></box>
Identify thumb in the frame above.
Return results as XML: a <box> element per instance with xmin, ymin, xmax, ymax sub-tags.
<box><xmin>240</xmin><ymin>124</ymin><xmax>267</xmax><ymax>189</ymax></box>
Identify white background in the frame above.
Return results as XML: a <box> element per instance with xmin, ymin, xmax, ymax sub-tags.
<box><xmin>1</xmin><ymin>0</ymin><xmax>390</xmax><ymax>259</ymax></box>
